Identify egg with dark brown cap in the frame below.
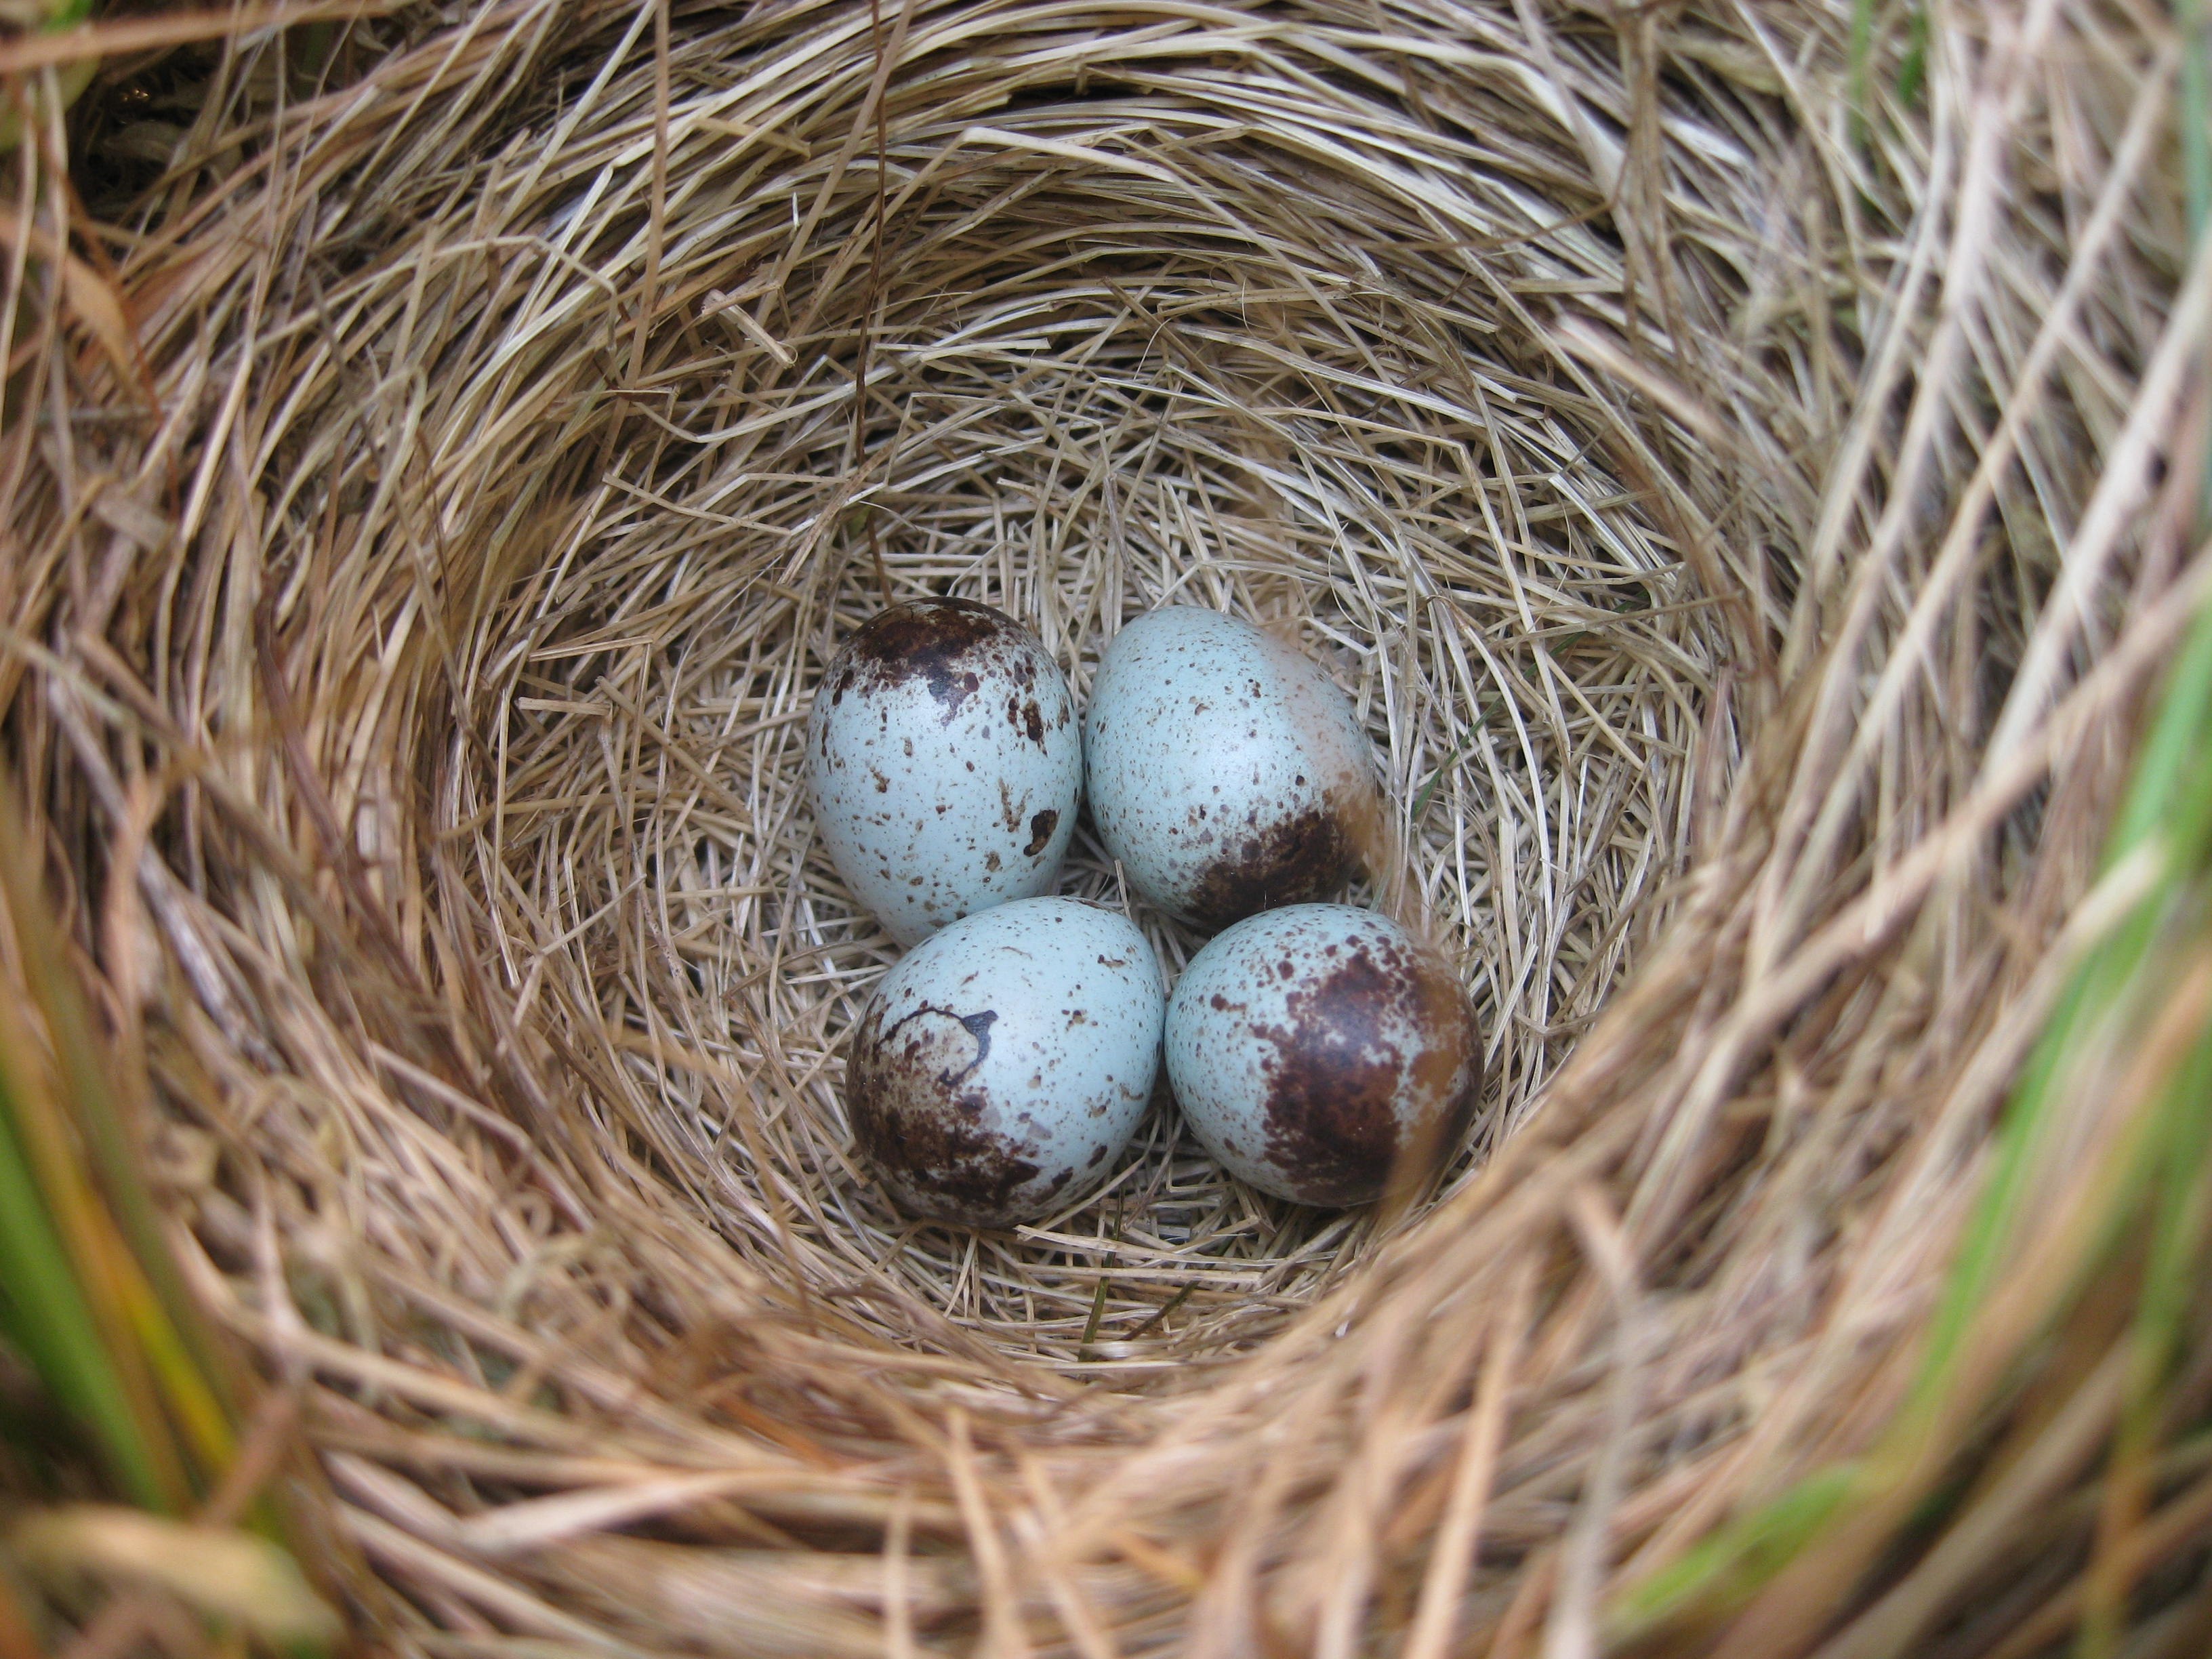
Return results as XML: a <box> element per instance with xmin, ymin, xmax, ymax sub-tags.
<box><xmin>846</xmin><ymin>898</ymin><xmax>1164</xmax><ymax>1227</ymax></box>
<box><xmin>809</xmin><ymin>597</ymin><xmax>1080</xmax><ymax>946</ymax></box>
<box><xmin>1164</xmin><ymin>905</ymin><xmax>1481</xmax><ymax>1207</ymax></box>
<box><xmin>1083</xmin><ymin>607</ymin><xmax>1380</xmax><ymax>929</ymax></box>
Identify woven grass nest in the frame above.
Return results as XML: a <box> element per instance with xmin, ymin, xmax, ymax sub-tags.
<box><xmin>12</xmin><ymin>0</ymin><xmax>2212</xmax><ymax>1650</ymax></box>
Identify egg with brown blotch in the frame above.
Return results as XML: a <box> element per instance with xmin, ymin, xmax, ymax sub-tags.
<box><xmin>846</xmin><ymin>897</ymin><xmax>1164</xmax><ymax>1227</ymax></box>
<box><xmin>1083</xmin><ymin>607</ymin><xmax>1380</xmax><ymax>928</ymax></box>
<box><xmin>808</xmin><ymin>597</ymin><xmax>1080</xmax><ymax>947</ymax></box>
<box><xmin>1164</xmin><ymin>905</ymin><xmax>1481</xmax><ymax>1207</ymax></box>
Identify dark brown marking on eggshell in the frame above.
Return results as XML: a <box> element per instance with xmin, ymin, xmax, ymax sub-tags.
<box><xmin>1006</xmin><ymin>693</ymin><xmax>1046</xmax><ymax>747</ymax></box>
<box><xmin>1025</xmin><ymin>808</ymin><xmax>1059</xmax><ymax>857</ymax></box>
<box><xmin>1393</xmin><ymin>944</ymin><xmax>1485</xmax><ymax>1197</ymax></box>
<box><xmin>1183</xmin><ymin>796</ymin><xmax>1362</xmax><ymax>928</ymax></box>
<box><xmin>1246</xmin><ymin>947</ymin><xmax>1403</xmax><ymax>1206</ymax></box>
<box><xmin>1249</xmin><ymin>936</ymin><xmax>1481</xmax><ymax>1207</ymax></box>
<box><xmin>848</xmin><ymin>1000</ymin><xmax>1041</xmax><ymax>1225</ymax></box>
<box><xmin>842</xmin><ymin>596</ymin><xmax>1012</xmax><ymax>721</ymax></box>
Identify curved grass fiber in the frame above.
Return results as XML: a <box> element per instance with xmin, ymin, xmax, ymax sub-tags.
<box><xmin>3</xmin><ymin>0</ymin><xmax>2211</xmax><ymax>1652</ymax></box>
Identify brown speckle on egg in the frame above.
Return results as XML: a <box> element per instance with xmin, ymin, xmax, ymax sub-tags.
<box><xmin>850</xmin><ymin>1002</ymin><xmax>1044</xmax><ymax>1224</ymax></box>
<box><xmin>1246</xmin><ymin>939</ymin><xmax>1479</xmax><ymax>1206</ymax></box>
<box><xmin>844</xmin><ymin>596</ymin><xmax>1006</xmax><ymax>718</ymax></box>
<box><xmin>1183</xmin><ymin>796</ymin><xmax>1361</xmax><ymax>928</ymax></box>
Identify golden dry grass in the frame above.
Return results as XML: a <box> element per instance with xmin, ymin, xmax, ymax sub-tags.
<box><xmin>5</xmin><ymin>0</ymin><xmax>2209</xmax><ymax>1652</ymax></box>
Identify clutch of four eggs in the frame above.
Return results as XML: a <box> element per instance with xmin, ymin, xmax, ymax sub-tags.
<box><xmin>807</xmin><ymin>598</ymin><xmax>1481</xmax><ymax>1226</ymax></box>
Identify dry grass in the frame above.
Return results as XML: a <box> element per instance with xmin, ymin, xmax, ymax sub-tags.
<box><xmin>4</xmin><ymin>0</ymin><xmax>2208</xmax><ymax>1652</ymax></box>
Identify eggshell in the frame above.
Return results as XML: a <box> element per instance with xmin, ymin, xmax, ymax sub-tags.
<box><xmin>809</xmin><ymin>598</ymin><xmax>1080</xmax><ymax>945</ymax></box>
<box><xmin>1164</xmin><ymin>905</ymin><xmax>1481</xmax><ymax>1207</ymax></box>
<box><xmin>846</xmin><ymin>897</ymin><xmax>1164</xmax><ymax>1226</ymax></box>
<box><xmin>1082</xmin><ymin>607</ymin><xmax>1379</xmax><ymax>928</ymax></box>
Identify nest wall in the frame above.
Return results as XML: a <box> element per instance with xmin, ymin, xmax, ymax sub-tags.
<box><xmin>9</xmin><ymin>0</ymin><xmax>2207</xmax><ymax>1652</ymax></box>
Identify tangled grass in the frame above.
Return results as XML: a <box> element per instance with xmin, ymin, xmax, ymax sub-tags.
<box><xmin>4</xmin><ymin>0</ymin><xmax>2209</xmax><ymax>1652</ymax></box>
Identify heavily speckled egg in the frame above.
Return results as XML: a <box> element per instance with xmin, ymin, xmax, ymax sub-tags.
<box><xmin>846</xmin><ymin>897</ymin><xmax>1164</xmax><ymax>1226</ymax></box>
<box><xmin>1083</xmin><ymin>608</ymin><xmax>1380</xmax><ymax>928</ymax></box>
<box><xmin>1164</xmin><ymin>905</ymin><xmax>1481</xmax><ymax>1207</ymax></box>
<box><xmin>809</xmin><ymin>598</ymin><xmax>1081</xmax><ymax>946</ymax></box>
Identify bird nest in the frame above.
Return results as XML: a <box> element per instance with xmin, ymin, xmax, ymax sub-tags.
<box><xmin>12</xmin><ymin>0</ymin><xmax>2205</xmax><ymax>1651</ymax></box>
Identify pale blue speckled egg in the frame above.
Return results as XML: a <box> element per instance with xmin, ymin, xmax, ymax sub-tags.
<box><xmin>847</xmin><ymin>898</ymin><xmax>1164</xmax><ymax>1226</ymax></box>
<box><xmin>1164</xmin><ymin>905</ymin><xmax>1481</xmax><ymax>1207</ymax></box>
<box><xmin>809</xmin><ymin>598</ymin><xmax>1080</xmax><ymax>946</ymax></box>
<box><xmin>1083</xmin><ymin>608</ymin><xmax>1378</xmax><ymax>928</ymax></box>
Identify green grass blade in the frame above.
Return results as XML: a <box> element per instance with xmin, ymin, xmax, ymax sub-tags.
<box><xmin>1614</xmin><ymin>1464</ymin><xmax>1858</xmax><ymax>1635</ymax></box>
<box><xmin>1896</xmin><ymin>7</ymin><xmax>1928</xmax><ymax>107</ymax></box>
<box><xmin>0</xmin><ymin>1066</ymin><xmax>171</xmax><ymax>1511</ymax></box>
<box><xmin>0</xmin><ymin>777</ymin><xmax>241</xmax><ymax>1499</ymax></box>
<box><xmin>1848</xmin><ymin>0</ymin><xmax>1877</xmax><ymax>142</ymax></box>
<box><xmin>2074</xmin><ymin>1000</ymin><xmax>2212</xmax><ymax>1658</ymax></box>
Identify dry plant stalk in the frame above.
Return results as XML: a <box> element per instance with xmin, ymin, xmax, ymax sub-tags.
<box><xmin>3</xmin><ymin>0</ymin><xmax>2207</xmax><ymax>1653</ymax></box>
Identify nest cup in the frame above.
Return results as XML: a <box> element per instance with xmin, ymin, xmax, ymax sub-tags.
<box><xmin>104</xmin><ymin>0</ymin><xmax>1739</xmax><ymax>1370</ymax></box>
<box><xmin>456</xmin><ymin>7</ymin><xmax>1725</xmax><ymax>1355</ymax></box>
<box><xmin>18</xmin><ymin>0</ymin><xmax>2203</xmax><ymax>1650</ymax></box>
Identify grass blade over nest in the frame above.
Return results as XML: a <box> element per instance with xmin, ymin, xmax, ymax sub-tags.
<box><xmin>1615</xmin><ymin>355</ymin><xmax>2212</xmax><ymax>1658</ymax></box>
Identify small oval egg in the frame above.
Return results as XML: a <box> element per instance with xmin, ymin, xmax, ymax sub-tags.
<box><xmin>809</xmin><ymin>598</ymin><xmax>1080</xmax><ymax>946</ymax></box>
<box><xmin>1083</xmin><ymin>608</ymin><xmax>1379</xmax><ymax>928</ymax></box>
<box><xmin>1164</xmin><ymin>905</ymin><xmax>1481</xmax><ymax>1207</ymax></box>
<box><xmin>846</xmin><ymin>897</ymin><xmax>1164</xmax><ymax>1226</ymax></box>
